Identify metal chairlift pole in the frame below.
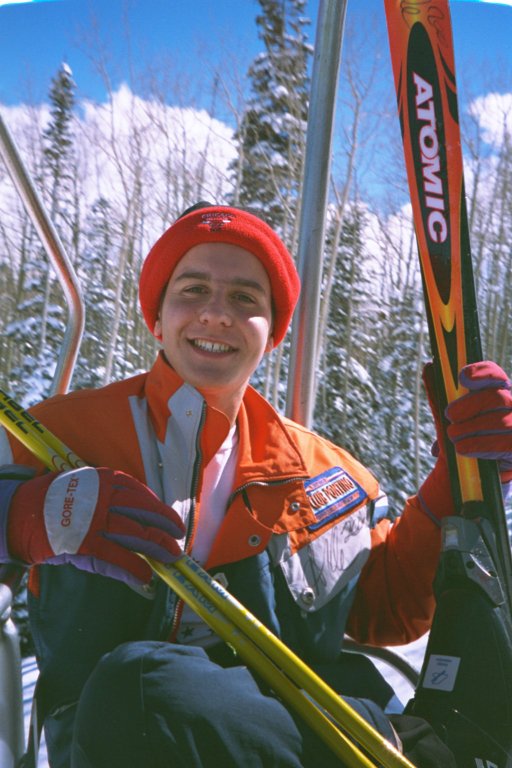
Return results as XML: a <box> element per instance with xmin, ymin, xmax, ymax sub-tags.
<box><xmin>286</xmin><ymin>0</ymin><xmax>348</xmax><ymax>428</ymax></box>
<box><xmin>0</xmin><ymin>112</ymin><xmax>85</xmax><ymax>396</ymax></box>
<box><xmin>0</xmin><ymin>112</ymin><xmax>85</xmax><ymax>767</ymax></box>
<box><xmin>284</xmin><ymin>0</ymin><xmax>423</xmax><ymax>719</ymax></box>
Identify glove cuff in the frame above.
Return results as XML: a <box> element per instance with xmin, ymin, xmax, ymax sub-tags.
<box><xmin>417</xmin><ymin>458</ymin><xmax>456</xmax><ymax>525</ymax></box>
<box><xmin>0</xmin><ymin>466</ymin><xmax>36</xmax><ymax>563</ymax></box>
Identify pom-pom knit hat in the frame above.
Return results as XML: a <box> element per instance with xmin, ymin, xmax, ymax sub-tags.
<box><xmin>139</xmin><ymin>204</ymin><xmax>300</xmax><ymax>347</ymax></box>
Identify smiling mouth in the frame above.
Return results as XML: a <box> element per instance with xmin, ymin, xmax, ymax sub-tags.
<box><xmin>191</xmin><ymin>339</ymin><xmax>234</xmax><ymax>354</ymax></box>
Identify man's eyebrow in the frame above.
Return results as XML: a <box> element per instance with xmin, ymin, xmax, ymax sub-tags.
<box><xmin>173</xmin><ymin>270</ymin><xmax>267</xmax><ymax>293</ymax></box>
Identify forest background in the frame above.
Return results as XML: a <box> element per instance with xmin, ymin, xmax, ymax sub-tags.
<box><xmin>1</xmin><ymin>0</ymin><xmax>512</xmax><ymax>650</ymax></box>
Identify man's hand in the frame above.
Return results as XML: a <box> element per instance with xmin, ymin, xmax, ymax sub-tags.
<box><xmin>419</xmin><ymin>361</ymin><xmax>512</xmax><ymax>521</ymax></box>
<box><xmin>3</xmin><ymin>467</ymin><xmax>185</xmax><ymax>586</ymax></box>
<box><xmin>445</xmin><ymin>361</ymin><xmax>512</xmax><ymax>483</ymax></box>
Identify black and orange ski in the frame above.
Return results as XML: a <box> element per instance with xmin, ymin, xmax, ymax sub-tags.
<box><xmin>384</xmin><ymin>1</ymin><xmax>512</xmax><ymax>764</ymax></box>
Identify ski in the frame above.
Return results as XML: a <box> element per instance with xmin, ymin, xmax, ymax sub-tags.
<box><xmin>384</xmin><ymin>0</ymin><xmax>512</xmax><ymax>609</ymax></box>
<box><xmin>384</xmin><ymin>1</ymin><xmax>512</xmax><ymax>764</ymax></box>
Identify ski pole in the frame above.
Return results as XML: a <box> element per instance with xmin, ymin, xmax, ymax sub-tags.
<box><xmin>147</xmin><ymin>557</ymin><xmax>376</xmax><ymax>768</ymax></box>
<box><xmin>0</xmin><ymin>395</ymin><xmax>418</xmax><ymax>768</ymax></box>
<box><xmin>0</xmin><ymin>388</ymin><xmax>85</xmax><ymax>471</ymax></box>
<box><xmin>150</xmin><ymin>556</ymin><xmax>416</xmax><ymax>768</ymax></box>
<box><xmin>0</xmin><ymin>398</ymin><xmax>373</xmax><ymax>768</ymax></box>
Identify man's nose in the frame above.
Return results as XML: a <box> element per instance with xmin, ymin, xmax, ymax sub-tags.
<box><xmin>198</xmin><ymin>294</ymin><xmax>232</xmax><ymax>325</ymax></box>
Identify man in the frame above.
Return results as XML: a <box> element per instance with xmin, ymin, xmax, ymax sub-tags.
<box><xmin>1</xmin><ymin>203</ymin><xmax>511</xmax><ymax>767</ymax></box>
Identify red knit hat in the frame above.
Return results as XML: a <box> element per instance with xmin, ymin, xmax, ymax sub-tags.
<box><xmin>139</xmin><ymin>205</ymin><xmax>300</xmax><ymax>347</ymax></box>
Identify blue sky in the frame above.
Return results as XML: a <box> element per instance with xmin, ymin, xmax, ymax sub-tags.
<box><xmin>0</xmin><ymin>0</ymin><xmax>511</xmax><ymax>112</ymax></box>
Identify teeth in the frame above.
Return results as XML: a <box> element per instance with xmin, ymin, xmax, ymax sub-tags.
<box><xmin>193</xmin><ymin>339</ymin><xmax>232</xmax><ymax>353</ymax></box>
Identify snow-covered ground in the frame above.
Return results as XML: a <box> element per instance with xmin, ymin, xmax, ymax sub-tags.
<box><xmin>21</xmin><ymin>636</ymin><xmax>428</xmax><ymax>767</ymax></box>
<box><xmin>370</xmin><ymin>635</ymin><xmax>427</xmax><ymax>707</ymax></box>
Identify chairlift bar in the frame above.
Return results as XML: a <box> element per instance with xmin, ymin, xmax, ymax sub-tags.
<box><xmin>0</xmin><ymin>113</ymin><xmax>84</xmax><ymax>395</ymax></box>
<box><xmin>0</xmin><ymin>580</ymin><xmax>25</xmax><ymax>765</ymax></box>
<box><xmin>286</xmin><ymin>0</ymin><xmax>348</xmax><ymax>428</ymax></box>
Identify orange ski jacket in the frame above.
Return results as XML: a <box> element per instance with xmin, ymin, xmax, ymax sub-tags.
<box><xmin>1</xmin><ymin>352</ymin><xmax>441</xmax><ymax>649</ymax></box>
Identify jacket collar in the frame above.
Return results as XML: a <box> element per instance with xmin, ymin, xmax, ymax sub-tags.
<box><xmin>235</xmin><ymin>386</ymin><xmax>308</xmax><ymax>484</ymax></box>
<box><xmin>145</xmin><ymin>351</ymin><xmax>308</xmax><ymax>482</ymax></box>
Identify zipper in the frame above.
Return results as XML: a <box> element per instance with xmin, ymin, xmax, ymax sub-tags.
<box><xmin>167</xmin><ymin>438</ymin><xmax>307</xmax><ymax>640</ymax></box>
<box><xmin>167</xmin><ymin>400</ymin><xmax>206</xmax><ymax>641</ymax></box>
<box><xmin>226</xmin><ymin>474</ymin><xmax>308</xmax><ymax>509</ymax></box>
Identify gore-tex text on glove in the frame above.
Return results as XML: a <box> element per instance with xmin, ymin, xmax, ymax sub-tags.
<box><xmin>6</xmin><ymin>466</ymin><xmax>185</xmax><ymax>586</ymax></box>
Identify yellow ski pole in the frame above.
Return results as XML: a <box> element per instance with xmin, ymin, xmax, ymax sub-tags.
<box><xmin>0</xmin><ymin>392</ymin><xmax>417</xmax><ymax>768</ymax></box>
<box><xmin>151</xmin><ymin>557</ymin><xmax>415</xmax><ymax>768</ymax></box>
<box><xmin>0</xmin><ymin>388</ymin><xmax>85</xmax><ymax>471</ymax></box>
<box><xmin>160</xmin><ymin>554</ymin><xmax>416</xmax><ymax>766</ymax></box>
<box><xmin>147</xmin><ymin>556</ymin><xmax>375</xmax><ymax>768</ymax></box>
<box><xmin>0</xmin><ymin>394</ymin><xmax>377</xmax><ymax>767</ymax></box>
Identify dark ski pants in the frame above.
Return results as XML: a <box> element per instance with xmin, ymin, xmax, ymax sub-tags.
<box><xmin>69</xmin><ymin>640</ymin><xmax>400</xmax><ymax>768</ymax></box>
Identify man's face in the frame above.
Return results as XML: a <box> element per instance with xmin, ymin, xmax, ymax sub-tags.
<box><xmin>154</xmin><ymin>242</ymin><xmax>274</xmax><ymax>417</ymax></box>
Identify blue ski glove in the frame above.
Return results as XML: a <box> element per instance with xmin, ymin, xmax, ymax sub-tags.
<box><xmin>1</xmin><ymin>466</ymin><xmax>185</xmax><ymax>587</ymax></box>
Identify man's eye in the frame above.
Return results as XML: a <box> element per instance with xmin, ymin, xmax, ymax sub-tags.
<box><xmin>183</xmin><ymin>285</ymin><xmax>207</xmax><ymax>295</ymax></box>
<box><xmin>235</xmin><ymin>292</ymin><xmax>255</xmax><ymax>304</ymax></box>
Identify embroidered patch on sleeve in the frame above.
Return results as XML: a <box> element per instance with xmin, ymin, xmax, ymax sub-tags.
<box><xmin>305</xmin><ymin>467</ymin><xmax>367</xmax><ymax>531</ymax></box>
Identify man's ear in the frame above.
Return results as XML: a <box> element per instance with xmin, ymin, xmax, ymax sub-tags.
<box><xmin>154</xmin><ymin>314</ymin><xmax>162</xmax><ymax>338</ymax></box>
<box><xmin>265</xmin><ymin>335</ymin><xmax>274</xmax><ymax>354</ymax></box>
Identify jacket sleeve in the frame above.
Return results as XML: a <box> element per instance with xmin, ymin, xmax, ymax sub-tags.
<box><xmin>346</xmin><ymin>494</ymin><xmax>442</xmax><ymax>646</ymax></box>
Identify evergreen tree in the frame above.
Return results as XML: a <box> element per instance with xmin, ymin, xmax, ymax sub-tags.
<box><xmin>72</xmin><ymin>197</ymin><xmax>117</xmax><ymax>389</ymax></box>
<box><xmin>367</xmin><ymin>228</ymin><xmax>433</xmax><ymax>512</ymax></box>
<box><xmin>39</xmin><ymin>61</ymin><xmax>78</xmax><ymax>361</ymax></box>
<box><xmin>232</xmin><ymin>0</ymin><xmax>311</xmax><ymax>409</ymax></box>
<box><xmin>314</xmin><ymin>205</ymin><xmax>379</xmax><ymax>460</ymax></box>
<box><xmin>7</xmin><ymin>64</ymin><xmax>78</xmax><ymax>405</ymax></box>
<box><xmin>43</xmin><ymin>62</ymin><xmax>76</xmax><ymax>221</ymax></box>
<box><xmin>370</xmin><ymin>285</ymin><xmax>431</xmax><ymax>510</ymax></box>
<box><xmin>231</xmin><ymin>0</ymin><xmax>311</xmax><ymax>228</ymax></box>
<box><xmin>313</xmin><ymin>204</ymin><xmax>434</xmax><ymax>514</ymax></box>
